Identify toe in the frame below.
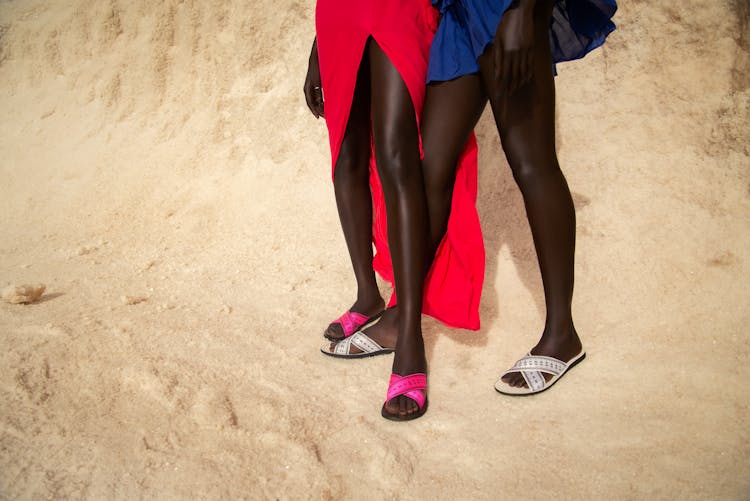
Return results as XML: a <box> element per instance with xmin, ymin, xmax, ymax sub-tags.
<box><xmin>385</xmin><ymin>398</ymin><xmax>399</xmax><ymax>416</ymax></box>
<box><xmin>321</xmin><ymin>341</ymin><xmax>338</xmax><ymax>354</ymax></box>
<box><xmin>500</xmin><ymin>372</ymin><xmax>515</xmax><ymax>386</ymax></box>
<box><xmin>321</xmin><ymin>340</ymin><xmax>363</xmax><ymax>356</ymax></box>
<box><xmin>502</xmin><ymin>372</ymin><xmax>523</xmax><ymax>387</ymax></box>
<box><xmin>396</xmin><ymin>396</ymin><xmax>418</xmax><ymax>417</ymax></box>
<box><xmin>407</xmin><ymin>398</ymin><xmax>417</xmax><ymax>416</ymax></box>
<box><xmin>325</xmin><ymin>324</ymin><xmax>344</xmax><ymax>340</ymax></box>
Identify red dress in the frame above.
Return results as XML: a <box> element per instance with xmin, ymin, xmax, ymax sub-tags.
<box><xmin>315</xmin><ymin>0</ymin><xmax>485</xmax><ymax>330</ymax></box>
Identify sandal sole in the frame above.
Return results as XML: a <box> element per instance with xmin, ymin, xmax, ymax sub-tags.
<box><xmin>320</xmin><ymin>347</ymin><xmax>394</xmax><ymax>359</ymax></box>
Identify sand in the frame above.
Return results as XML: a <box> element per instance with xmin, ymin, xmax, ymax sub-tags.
<box><xmin>0</xmin><ymin>0</ymin><xmax>748</xmax><ymax>499</ymax></box>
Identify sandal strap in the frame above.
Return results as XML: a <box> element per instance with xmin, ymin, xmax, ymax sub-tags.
<box><xmin>349</xmin><ymin>331</ymin><xmax>384</xmax><ymax>353</ymax></box>
<box><xmin>386</xmin><ymin>373</ymin><xmax>427</xmax><ymax>409</ymax></box>
<box><xmin>496</xmin><ymin>351</ymin><xmax>586</xmax><ymax>395</ymax></box>
<box><xmin>508</xmin><ymin>354</ymin><xmax>567</xmax><ymax>376</ymax></box>
<box><xmin>520</xmin><ymin>370</ymin><xmax>546</xmax><ymax>392</ymax></box>
<box><xmin>334</xmin><ymin>311</ymin><xmax>370</xmax><ymax>338</ymax></box>
<box><xmin>333</xmin><ymin>331</ymin><xmax>383</xmax><ymax>355</ymax></box>
<box><xmin>504</xmin><ymin>354</ymin><xmax>567</xmax><ymax>392</ymax></box>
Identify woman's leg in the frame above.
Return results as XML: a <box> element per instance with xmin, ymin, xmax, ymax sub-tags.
<box><xmin>479</xmin><ymin>0</ymin><xmax>582</xmax><ymax>387</ymax></box>
<box><xmin>368</xmin><ymin>39</ymin><xmax>428</xmax><ymax>419</ymax></box>
<box><xmin>421</xmin><ymin>76</ymin><xmax>487</xmax><ymax>263</ymax></box>
<box><xmin>334</xmin><ymin>74</ymin><xmax>487</xmax><ymax>356</ymax></box>
<box><xmin>325</xmin><ymin>56</ymin><xmax>385</xmax><ymax>340</ymax></box>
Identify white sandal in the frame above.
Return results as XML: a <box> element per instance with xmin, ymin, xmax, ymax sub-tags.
<box><xmin>495</xmin><ymin>350</ymin><xmax>586</xmax><ymax>396</ymax></box>
<box><xmin>320</xmin><ymin>331</ymin><xmax>394</xmax><ymax>359</ymax></box>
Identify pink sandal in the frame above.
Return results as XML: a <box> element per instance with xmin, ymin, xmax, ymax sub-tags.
<box><xmin>324</xmin><ymin>310</ymin><xmax>383</xmax><ymax>341</ymax></box>
<box><xmin>381</xmin><ymin>373</ymin><xmax>428</xmax><ymax>421</ymax></box>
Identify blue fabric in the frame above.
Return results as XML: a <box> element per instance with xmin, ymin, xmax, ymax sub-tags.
<box><xmin>427</xmin><ymin>0</ymin><xmax>617</xmax><ymax>83</ymax></box>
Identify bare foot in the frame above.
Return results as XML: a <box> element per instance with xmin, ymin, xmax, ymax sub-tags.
<box><xmin>324</xmin><ymin>306</ymin><xmax>398</xmax><ymax>352</ymax></box>
<box><xmin>501</xmin><ymin>325</ymin><xmax>582</xmax><ymax>388</ymax></box>
<box><xmin>324</xmin><ymin>295</ymin><xmax>385</xmax><ymax>340</ymax></box>
<box><xmin>382</xmin><ymin>320</ymin><xmax>427</xmax><ymax>420</ymax></box>
<box><xmin>324</xmin><ymin>306</ymin><xmax>428</xmax><ymax>419</ymax></box>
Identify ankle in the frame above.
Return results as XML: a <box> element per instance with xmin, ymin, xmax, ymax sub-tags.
<box><xmin>392</xmin><ymin>351</ymin><xmax>427</xmax><ymax>375</ymax></box>
<box><xmin>394</xmin><ymin>327</ymin><xmax>424</xmax><ymax>353</ymax></box>
<box><xmin>543</xmin><ymin>317</ymin><xmax>575</xmax><ymax>337</ymax></box>
<box><xmin>536</xmin><ymin>324</ymin><xmax>581</xmax><ymax>354</ymax></box>
<box><xmin>354</xmin><ymin>290</ymin><xmax>383</xmax><ymax>310</ymax></box>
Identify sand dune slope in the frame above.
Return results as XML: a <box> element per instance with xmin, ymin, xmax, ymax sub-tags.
<box><xmin>1</xmin><ymin>0</ymin><xmax>748</xmax><ymax>498</ymax></box>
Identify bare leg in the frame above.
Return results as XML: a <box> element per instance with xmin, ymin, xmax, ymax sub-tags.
<box><xmin>368</xmin><ymin>39</ymin><xmax>428</xmax><ymax>419</ymax></box>
<box><xmin>338</xmin><ymin>74</ymin><xmax>487</xmax><ymax>357</ymax></box>
<box><xmin>478</xmin><ymin>0</ymin><xmax>582</xmax><ymax>386</ymax></box>
<box><xmin>325</xmin><ymin>55</ymin><xmax>385</xmax><ymax>340</ymax></box>
<box><xmin>421</xmin><ymin>76</ymin><xmax>487</xmax><ymax>263</ymax></box>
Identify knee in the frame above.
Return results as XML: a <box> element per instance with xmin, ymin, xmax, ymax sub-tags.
<box><xmin>509</xmin><ymin>160</ymin><xmax>557</xmax><ymax>191</ymax></box>
<box><xmin>374</xmin><ymin>140</ymin><xmax>420</xmax><ymax>188</ymax></box>
<box><xmin>334</xmin><ymin>141</ymin><xmax>368</xmax><ymax>183</ymax></box>
<box><xmin>506</xmin><ymin>149</ymin><xmax>560</xmax><ymax>190</ymax></box>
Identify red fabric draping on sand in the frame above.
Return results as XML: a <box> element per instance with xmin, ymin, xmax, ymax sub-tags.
<box><xmin>316</xmin><ymin>0</ymin><xmax>485</xmax><ymax>329</ymax></box>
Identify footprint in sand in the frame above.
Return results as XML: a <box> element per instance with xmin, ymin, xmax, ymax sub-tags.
<box><xmin>2</xmin><ymin>284</ymin><xmax>46</xmax><ymax>304</ymax></box>
<box><xmin>121</xmin><ymin>294</ymin><xmax>149</xmax><ymax>305</ymax></box>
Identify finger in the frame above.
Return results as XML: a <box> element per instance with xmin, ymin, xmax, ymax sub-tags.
<box><xmin>316</xmin><ymin>86</ymin><xmax>325</xmax><ymax>118</ymax></box>
<box><xmin>494</xmin><ymin>42</ymin><xmax>503</xmax><ymax>83</ymax></box>
<box><xmin>517</xmin><ymin>50</ymin><xmax>524</xmax><ymax>85</ymax></box>
<box><xmin>501</xmin><ymin>50</ymin><xmax>512</xmax><ymax>93</ymax></box>
<box><xmin>510</xmin><ymin>53</ymin><xmax>520</xmax><ymax>94</ymax></box>
<box><xmin>310</xmin><ymin>86</ymin><xmax>324</xmax><ymax>119</ymax></box>
<box><xmin>523</xmin><ymin>50</ymin><xmax>533</xmax><ymax>87</ymax></box>
<box><xmin>304</xmin><ymin>85</ymin><xmax>317</xmax><ymax>118</ymax></box>
<box><xmin>515</xmin><ymin>51</ymin><xmax>526</xmax><ymax>92</ymax></box>
<box><xmin>518</xmin><ymin>50</ymin><xmax>528</xmax><ymax>89</ymax></box>
<box><xmin>313</xmin><ymin>87</ymin><xmax>323</xmax><ymax>118</ymax></box>
<box><xmin>304</xmin><ymin>83</ymin><xmax>318</xmax><ymax>118</ymax></box>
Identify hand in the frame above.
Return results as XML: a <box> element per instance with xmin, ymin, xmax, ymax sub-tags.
<box><xmin>303</xmin><ymin>38</ymin><xmax>324</xmax><ymax>119</ymax></box>
<box><xmin>493</xmin><ymin>1</ymin><xmax>535</xmax><ymax>95</ymax></box>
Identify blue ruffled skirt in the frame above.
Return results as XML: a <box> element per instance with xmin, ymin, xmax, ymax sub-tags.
<box><xmin>427</xmin><ymin>0</ymin><xmax>617</xmax><ymax>83</ymax></box>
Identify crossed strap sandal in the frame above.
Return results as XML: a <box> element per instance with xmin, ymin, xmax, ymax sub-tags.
<box><xmin>381</xmin><ymin>373</ymin><xmax>428</xmax><ymax>421</ymax></box>
<box><xmin>320</xmin><ymin>331</ymin><xmax>394</xmax><ymax>359</ymax></box>
<box><xmin>494</xmin><ymin>350</ymin><xmax>586</xmax><ymax>396</ymax></box>
<box><xmin>324</xmin><ymin>310</ymin><xmax>383</xmax><ymax>341</ymax></box>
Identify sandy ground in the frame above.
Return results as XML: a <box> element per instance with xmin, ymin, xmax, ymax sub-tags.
<box><xmin>1</xmin><ymin>0</ymin><xmax>748</xmax><ymax>499</ymax></box>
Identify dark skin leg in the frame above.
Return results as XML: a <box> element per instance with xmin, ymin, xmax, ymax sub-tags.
<box><xmin>320</xmin><ymin>46</ymin><xmax>397</xmax><ymax>352</ymax></box>
<box><xmin>324</xmin><ymin>57</ymin><xmax>385</xmax><ymax>340</ymax></box>
<box><xmin>337</xmin><ymin>77</ymin><xmax>486</xmax><ymax>371</ymax></box>
<box><xmin>368</xmin><ymin>39</ymin><xmax>428</xmax><ymax>418</ymax></box>
<box><xmin>421</xmin><ymin>75</ymin><xmax>487</xmax><ymax>261</ymax></box>
<box><xmin>325</xmin><ymin>39</ymin><xmax>427</xmax><ymax>417</ymax></box>
<box><xmin>422</xmin><ymin>0</ymin><xmax>582</xmax><ymax>389</ymax></box>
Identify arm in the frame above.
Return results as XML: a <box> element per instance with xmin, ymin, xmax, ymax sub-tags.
<box><xmin>303</xmin><ymin>37</ymin><xmax>324</xmax><ymax>118</ymax></box>
<box><xmin>493</xmin><ymin>0</ymin><xmax>536</xmax><ymax>94</ymax></box>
